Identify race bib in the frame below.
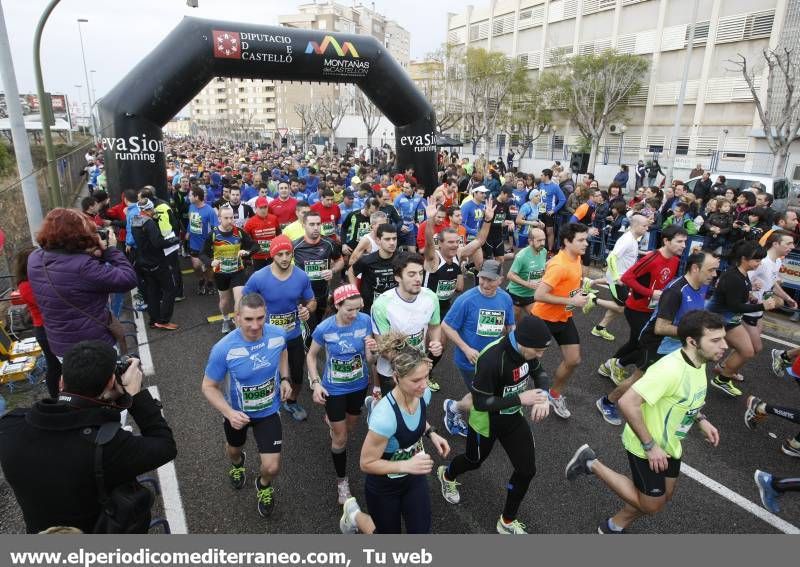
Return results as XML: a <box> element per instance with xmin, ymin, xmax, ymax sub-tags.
<box><xmin>500</xmin><ymin>380</ymin><xmax>527</xmax><ymax>415</ymax></box>
<box><xmin>405</xmin><ymin>330</ymin><xmax>425</xmax><ymax>351</ymax></box>
<box><xmin>675</xmin><ymin>407</ymin><xmax>700</xmax><ymax>439</ymax></box>
<box><xmin>219</xmin><ymin>255</ymin><xmax>240</xmax><ymax>274</ymax></box>
<box><xmin>239</xmin><ymin>378</ymin><xmax>276</xmax><ymax>413</ymax></box>
<box><xmin>321</xmin><ymin>221</ymin><xmax>335</xmax><ymax>236</ymax></box>
<box><xmin>435</xmin><ymin>278</ymin><xmax>457</xmax><ymax>300</ymax></box>
<box><xmin>189</xmin><ymin>212</ymin><xmax>202</xmax><ymax>234</ymax></box>
<box><xmin>356</xmin><ymin>223</ymin><xmax>371</xmax><ymax>239</ymax></box>
<box><xmin>416</xmin><ymin>208</ymin><xmax>426</xmax><ymax>223</ymax></box>
<box><xmin>477</xmin><ymin>309</ymin><xmax>505</xmax><ymax>337</ymax></box>
<box><xmin>528</xmin><ymin>267</ymin><xmax>544</xmax><ymax>282</ymax></box>
<box><xmin>269</xmin><ymin>311</ymin><xmax>297</xmax><ymax>332</ymax></box>
<box><xmin>538</xmin><ymin>202</ymin><xmax>547</xmax><ymax>214</ymax></box>
<box><xmin>258</xmin><ymin>240</ymin><xmax>271</xmax><ymax>254</ymax></box>
<box><xmin>387</xmin><ymin>438</ymin><xmax>425</xmax><ymax>479</ymax></box>
<box><xmin>304</xmin><ymin>259</ymin><xmax>328</xmax><ymax>281</ymax></box>
<box><xmin>329</xmin><ymin>354</ymin><xmax>364</xmax><ymax>383</ymax></box>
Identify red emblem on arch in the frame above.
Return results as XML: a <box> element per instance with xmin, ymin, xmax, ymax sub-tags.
<box><xmin>213</xmin><ymin>30</ymin><xmax>241</xmax><ymax>59</ymax></box>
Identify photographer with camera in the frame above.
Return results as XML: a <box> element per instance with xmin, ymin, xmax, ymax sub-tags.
<box><xmin>0</xmin><ymin>341</ymin><xmax>177</xmax><ymax>533</ymax></box>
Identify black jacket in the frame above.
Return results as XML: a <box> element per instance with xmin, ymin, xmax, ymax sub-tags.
<box><xmin>131</xmin><ymin>215</ymin><xmax>178</xmax><ymax>270</ymax></box>
<box><xmin>0</xmin><ymin>391</ymin><xmax>176</xmax><ymax>533</ymax></box>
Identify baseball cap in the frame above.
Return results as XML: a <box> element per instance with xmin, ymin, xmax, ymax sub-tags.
<box><xmin>393</xmin><ymin>174</ymin><xmax>406</xmax><ymax>183</ymax></box>
<box><xmin>472</xmin><ymin>185</ymin><xmax>489</xmax><ymax>193</ymax></box>
<box><xmin>255</xmin><ymin>196</ymin><xmax>269</xmax><ymax>208</ymax></box>
<box><xmin>351</xmin><ymin>176</ymin><xmax>361</xmax><ymax>185</ymax></box>
<box><xmin>477</xmin><ymin>259</ymin><xmax>502</xmax><ymax>280</ymax></box>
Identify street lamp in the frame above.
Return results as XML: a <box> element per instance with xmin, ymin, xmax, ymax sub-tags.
<box><xmin>76</xmin><ymin>18</ymin><xmax>95</xmax><ymax>138</ymax></box>
<box><xmin>89</xmin><ymin>69</ymin><xmax>97</xmax><ymax>102</ymax></box>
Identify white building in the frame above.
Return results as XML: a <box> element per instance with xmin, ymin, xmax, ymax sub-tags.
<box><xmin>446</xmin><ymin>0</ymin><xmax>800</xmax><ymax>182</ymax></box>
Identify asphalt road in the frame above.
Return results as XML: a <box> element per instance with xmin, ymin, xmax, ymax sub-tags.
<box><xmin>144</xmin><ymin>259</ymin><xmax>800</xmax><ymax>534</ymax></box>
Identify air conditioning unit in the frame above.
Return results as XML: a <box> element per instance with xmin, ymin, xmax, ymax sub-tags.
<box><xmin>510</xmin><ymin>124</ymin><xmax>520</xmax><ymax>133</ymax></box>
<box><xmin>608</xmin><ymin>123</ymin><xmax>626</xmax><ymax>134</ymax></box>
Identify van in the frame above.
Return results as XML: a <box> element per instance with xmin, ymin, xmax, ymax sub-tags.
<box><xmin>685</xmin><ymin>173</ymin><xmax>790</xmax><ymax>212</ymax></box>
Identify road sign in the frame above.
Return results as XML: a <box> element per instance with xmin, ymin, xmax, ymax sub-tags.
<box><xmin>278</xmin><ymin>127</ymin><xmax>288</xmax><ymax>137</ymax></box>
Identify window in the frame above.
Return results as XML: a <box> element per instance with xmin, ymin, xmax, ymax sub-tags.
<box><xmin>649</xmin><ymin>144</ymin><xmax>664</xmax><ymax>153</ymax></box>
<box><xmin>553</xmin><ymin>135</ymin><xmax>564</xmax><ymax>150</ymax></box>
<box><xmin>685</xmin><ymin>21</ymin><xmax>710</xmax><ymax>46</ymax></box>
<box><xmin>792</xmin><ymin>165</ymin><xmax>800</xmax><ymax>182</ymax></box>
<box><xmin>676</xmin><ymin>137</ymin><xmax>689</xmax><ymax>156</ymax></box>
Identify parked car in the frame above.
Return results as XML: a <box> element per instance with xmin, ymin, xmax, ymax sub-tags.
<box><xmin>685</xmin><ymin>173</ymin><xmax>790</xmax><ymax>212</ymax></box>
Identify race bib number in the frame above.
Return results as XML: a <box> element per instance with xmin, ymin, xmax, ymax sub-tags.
<box><xmin>329</xmin><ymin>354</ymin><xmax>364</xmax><ymax>383</ymax></box>
<box><xmin>239</xmin><ymin>378</ymin><xmax>276</xmax><ymax>413</ymax></box>
<box><xmin>500</xmin><ymin>380</ymin><xmax>527</xmax><ymax>415</ymax></box>
<box><xmin>269</xmin><ymin>311</ymin><xmax>297</xmax><ymax>332</ymax></box>
<box><xmin>538</xmin><ymin>202</ymin><xmax>547</xmax><ymax>214</ymax></box>
<box><xmin>219</xmin><ymin>255</ymin><xmax>240</xmax><ymax>274</ymax></box>
<box><xmin>416</xmin><ymin>208</ymin><xmax>426</xmax><ymax>223</ymax></box>
<box><xmin>405</xmin><ymin>330</ymin><xmax>425</xmax><ymax>351</ymax></box>
<box><xmin>477</xmin><ymin>309</ymin><xmax>505</xmax><ymax>337</ymax></box>
<box><xmin>435</xmin><ymin>278</ymin><xmax>457</xmax><ymax>300</ymax></box>
<box><xmin>387</xmin><ymin>438</ymin><xmax>425</xmax><ymax>479</ymax></box>
<box><xmin>321</xmin><ymin>221</ymin><xmax>335</xmax><ymax>236</ymax></box>
<box><xmin>356</xmin><ymin>223</ymin><xmax>371</xmax><ymax>239</ymax></box>
<box><xmin>258</xmin><ymin>240</ymin><xmax>271</xmax><ymax>254</ymax></box>
<box><xmin>189</xmin><ymin>212</ymin><xmax>202</xmax><ymax>234</ymax></box>
<box><xmin>304</xmin><ymin>259</ymin><xmax>328</xmax><ymax>281</ymax></box>
<box><xmin>675</xmin><ymin>407</ymin><xmax>700</xmax><ymax>439</ymax></box>
<box><xmin>528</xmin><ymin>267</ymin><xmax>544</xmax><ymax>282</ymax></box>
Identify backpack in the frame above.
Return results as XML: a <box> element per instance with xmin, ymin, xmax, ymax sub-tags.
<box><xmin>91</xmin><ymin>421</ymin><xmax>154</xmax><ymax>534</ymax></box>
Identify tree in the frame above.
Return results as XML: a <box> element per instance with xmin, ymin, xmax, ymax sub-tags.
<box><xmin>500</xmin><ymin>84</ymin><xmax>551</xmax><ymax>160</ymax></box>
<box><xmin>294</xmin><ymin>103</ymin><xmax>318</xmax><ymax>148</ymax></box>
<box><xmin>729</xmin><ymin>47</ymin><xmax>800</xmax><ymax>176</ymax></box>
<box><xmin>353</xmin><ymin>91</ymin><xmax>382</xmax><ymax>146</ymax></box>
<box><xmin>541</xmin><ymin>49</ymin><xmax>648</xmax><ymax>171</ymax></box>
<box><xmin>314</xmin><ymin>96</ymin><xmax>348</xmax><ymax>140</ymax></box>
<box><xmin>420</xmin><ymin>47</ymin><xmax>462</xmax><ymax>136</ymax></box>
<box><xmin>459</xmin><ymin>48</ymin><xmax>529</xmax><ymax>155</ymax></box>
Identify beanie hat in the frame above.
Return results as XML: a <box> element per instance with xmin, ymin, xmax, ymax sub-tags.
<box><xmin>269</xmin><ymin>235</ymin><xmax>293</xmax><ymax>258</ymax></box>
<box><xmin>515</xmin><ymin>315</ymin><xmax>552</xmax><ymax>349</ymax></box>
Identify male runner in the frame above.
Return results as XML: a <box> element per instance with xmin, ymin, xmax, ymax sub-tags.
<box><xmin>243</xmin><ymin>196</ymin><xmax>280</xmax><ymax>271</ymax></box>
<box><xmin>243</xmin><ymin>235</ymin><xmax>316</xmax><ymax>421</ymax></box>
<box><xmin>202</xmin><ymin>293</ymin><xmax>291</xmax><ymax>518</ymax></box>
<box><xmin>506</xmin><ymin>227</ymin><xmax>547</xmax><ymax>322</ymax></box>
<box><xmin>348</xmin><ymin>211</ymin><xmax>388</xmax><ymax>266</ymax></box>
<box><xmin>566</xmin><ymin>310</ymin><xmax>724</xmax><ymax>534</ymax></box>
<box><xmin>187</xmin><ymin>187</ymin><xmax>218</xmax><ymax>295</ymax></box>
<box><xmin>347</xmin><ymin>224</ymin><xmax>398</xmax><ymax>313</ymax></box>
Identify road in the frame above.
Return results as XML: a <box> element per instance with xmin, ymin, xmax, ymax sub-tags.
<box><xmin>143</xmin><ymin>261</ymin><xmax>800</xmax><ymax>534</ymax></box>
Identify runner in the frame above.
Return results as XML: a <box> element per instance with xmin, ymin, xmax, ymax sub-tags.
<box><xmin>537</xmin><ymin>168</ymin><xmax>566</xmax><ymax>252</ymax></box>
<box><xmin>706</xmin><ymin>240</ymin><xmax>780</xmax><ymax>396</ymax></box>
<box><xmin>589</xmin><ymin>214</ymin><xmax>650</xmax><ymax>341</ymax></box>
<box><xmin>481</xmin><ymin>187</ymin><xmax>516</xmax><ymax>261</ymax></box>
<box><xmin>187</xmin><ymin>187</ymin><xmax>218</xmax><ymax>295</ymax></box>
<box><xmin>744</xmin><ymin>395</ymin><xmax>800</xmax><ymax>458</ymax></box>
<box><xmin>394</xmin><ymin>180</ymin><xmax>424</xmax><ymax>252</ymax></box>
<box><xmin>754</xmin><ymin>470</ymin><xmax>800</xmax><ymax>514</ymax></box>
<box><xmin>201</xmin><ymin>293</ymin><xmax>291</xmax><ymax>518</ymax></box>
<box><xmin>267</xmin><ymin>181</ymin><xmax>298</xmax><ymax>231</ymax></box>
<box><xmin>347</xmin><ymin>224</ymin><xmax>398</xmax><ymax>313</ymax></box>
<box><xmin>596</xmin><ymin>251</ymin><xmax>720</xmax><ymax>425</ymax></box>
<box><xmin>243</xmin><ymin>196</ymin><xmax>280</xmax><ymax>271</ymax></box>
<box><xmin>243</xmin><ymin>235</ymin><xmax>316</xmax><ymax>421</ymax></box>
<box><xmin>201</xmin><ymin>206</ymin><xmax>257</xmax><ymax>333</ymax></box>
<box><xmin>340</xmin><ymin>198</ymin><xmax>380</xmax><ymax>256</ymax></box>
<box><xmin>293</xmin><ymin>210</ymin><xmax>345</xmax><ymax>337</ymax></box>
<box><xmin>565</xmin><ymin>310</ymin><xmax>725</xmax><ymax>534</ymax></box>
<box><xmin>281</xmin><ymin>201</ymin><xmax>311</xmax><ymax>242</ymax></box>
<box><xmin>531</xmin><ymin>223</ymin><xmax>592</xmax><ymax>418</ymax></box>
<box><xmin>506</xmin><ymin>227</ymin><xmax>547</xmax><ymax>322</ymax></box>
<box><xmin>598</xmin><ymin>225</ymin><xmax>688</xmax><ymax>385</ymax></box>
<box><xmin>370</xmin><ymin>252</ymin><xmax>442</xmax><ymax>397</ymax></box>
<box><xmin>437</xmin><ymin>316</ymin><xmax>552</xmax><ymax>534</ymax></box>
<box><xmin>338</xmin><ymin>331</ymin><xmax>450</xmax><ymax>534</ymax></box>
<box><xmin>348</xmin><ymin>211</ymin><xmax>387</xmax><ymax>266</ymax></box>
<box><xmin>310</xmin><ymin>188</ymin><xmax>342</xmax><ymax>241</ymax></box>
<box><xmin>514</xmin><ymin>188</ymin><xmax>543</xmax><ymax>249</ymax></box>
<box><xmin>307</xmin><ymin>284</ymin><xmax>377</xmax><ymax>505</ymax></box>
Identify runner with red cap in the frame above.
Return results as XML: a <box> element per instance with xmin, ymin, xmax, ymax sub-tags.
<box><xmin>243</xmin><ymin>196</ymin><xmax>280</xmax><ymax>271</ymax></box>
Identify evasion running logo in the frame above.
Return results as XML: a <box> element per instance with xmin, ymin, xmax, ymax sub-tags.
<box><xmin>305</xmin><ymin>36</ymin><xmax>360</xmax><ymax>58</ymax></box>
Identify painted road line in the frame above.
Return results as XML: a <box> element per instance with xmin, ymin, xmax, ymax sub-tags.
<box><xmin>207</xmin><ymin>313</ymin><xmax>235</xmax><ymax>323</ymax></box>
<box><xmin>681</xmin><ymin>462</ymin><xmax>800</xmax><ymax>534</ymax></box>
<box><xmin>132</xmin><ymin>290</ymin><xmax>155</xmax><ymax>376</ymax></box>
<box><xmin>761</xmin><ymin>333</ymin><xmax>799</xmax><ymax>349</ymax></box>
<box><xmin>181</xmin><ymin>268</ymin><xmax>193</xmax><ymax>275</ymax></box>
<box><xmin>148</xmin><ymin>385</ymin><xmax>188</xmax><ymax>534</ymax></box>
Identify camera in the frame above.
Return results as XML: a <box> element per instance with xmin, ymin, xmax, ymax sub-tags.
<box><xmin>97</xmin><ymin>228</ymin><xmax>109</xmax><ymax>242</ymax></box>
<box><xmin>114</xmin><ymin>355</ymin><xmax>132</xmax><ymax>385</ymax></box>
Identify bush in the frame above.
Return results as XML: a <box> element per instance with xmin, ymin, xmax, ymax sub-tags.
<box><xmin>0</xmin><ymin>143</ymin><xmax>14</xmax><ymax>177</ymax></box>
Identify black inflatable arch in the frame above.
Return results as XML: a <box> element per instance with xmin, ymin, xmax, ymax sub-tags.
<box><xmin>98</xmin><ymin>17</ymin><xmax>437</xmax><ymax>202</ymax></box>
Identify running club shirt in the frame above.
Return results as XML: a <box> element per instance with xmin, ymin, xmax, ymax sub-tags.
<box><xmin>443</xmin><ymin>287</ymin><xmax>515</xmax><ymax>371</ymax></box>
<box><xmin>622</xmin><ymin>349</ymin><xmax>707</xmax><ymax>460</ymax></box>
<box><xmin>243</xmin><ymin>213</ymin><xmax>280</xmax><ymax>260</ymax></box>
<box><xmin>205</xmin><ymin>326</ymin><xmax>287</xmax><ymax>418</ymax></box>
<box><xmin>486</xmin><ymin>199</ymin><xmax>510</xmax><ymax>244</ymax></box>
<box><xmin>243</xmin><ymin>267</ymin><xmax>314</xmax><ymax>340</ymax></box>
<box><xmin>621</xmin><ymin>250</ymin><xmax>680</xmax><ymax>313</ymax></box>
<box><xmin>531</xmin><ymin>250</ymin><xmax>582</xmax><ymax>322</ymax></box>
<box><xmin>203</xmin><ymin>227</ymin><xmax>254</xmax><ymax>274</ymax></box>
<box><xmin>312</xmin><ymin>313</ymin><xmax>372</xmax><ymax>396</ymax></box>
<box><xmin>351</xmin><ymin>251</ymin><xmax>397</xmax><ymax>311</ymax></box>
<box><xmin>292</xmin><ymin>236</ymin><xmax>342</xmax><ymax>297</ymax></box>
<box><xmin>310</xmin><ymin>202</ymin><xmax>341</xmax><ymax>239</ymax></box>
<box><xmin>639</xmin><ymin>277</ymin><xmax>708</xmax><ymax>355</ymax></box>
<box><xmin>188</xmin><ymin>203</ymin><xmax>218</xmax><ymax>252</ymax></box>
<box><xmin>371</xmin><ymin>288</ymin><xmax>440</xmax><ymax>377</ymax></box>
<box><xmin>506</xmin><ymin>246</ymin><xmax>547</xmax><ymax>298</ymax></box>
<box><xmin>268</xmin><ymin>197</ymin><xmax>298</xmax><ymax>229</ymax></box>
<box><xmin>369</xmin><ymin>388</ymin><xmax>432</xmax><ymax>459</ymax></box>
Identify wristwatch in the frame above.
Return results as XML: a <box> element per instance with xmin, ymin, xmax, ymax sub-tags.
<box><xmin>641</xmin><ymin>439</ymin><xmax>656</xmax><ymax>452</ymax></box>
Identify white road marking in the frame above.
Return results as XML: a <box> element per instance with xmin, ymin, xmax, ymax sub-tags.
<box><xmin>681</xmin><ymin>463</ymin><xmax>800</xmax><ymax>534</ymax></box>
<box><xmin>761</xmin><ymin>333</ymin><xmax>799</xmax><ymax>349</ymax></box>
<box><xmin>148</xmin><ymin>384</ymin><xmax>188</xmax><ymax>534</ymax></box>
<box><xmin>131</xmin><ymin>289</ymin><xmax>155</xmax><ymax>376</ymax></box>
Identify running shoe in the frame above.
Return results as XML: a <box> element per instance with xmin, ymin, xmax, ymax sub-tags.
<box><xmin>565</xmin><ymin>443</ymin><xmax>597</xmax><ymax>481</ymax></box>
<box><xmin>608</xmin><ymin>358</ymin><xmax>628</xmax><ymax>386</ymax></box>
<box><xmin>282</xmin><ymin>401</ymin><xmax>308</xmax><ymax>421</ymax></box>
<box><xmin>781</xmin><ymin>440</ymin><xmax>800</xmax><ymax>458</ymax></box>
<box><xmin>443</xmin><ymin>399</ymin><xmax>464</xmax><ymax>437</ymax></box>
<box><xmin>591</xmin><ymin>327</ymin><xmax>615</xmax><ymax>341</ymax></box>
<box><xmin>228</xmin><ymin>451</ymin><xmax>246</xmax><ymax>490</ymax></box>
<box><xmin>771</xmin><ymin>349</ymin><xmax>787</xmax><ymax>378</ymax></box>
<box><xmin>713</xmin><ymin>363</ymin><xmax>744</xmax><ymax>382</ymax></box>
<box><xmin>582</xmin><ymin>293</ymin><xmax>596</xmax><ymax>315</ymax></box>
<box><xmin>255</xmin><ymin>478</ymin><xmax>275</xmax><ymax>517</ymax></box>
<box><xmin>496</xmin><ymin>517</ymin><xmax>527</xmax><ymax>535</ymax></box>
<box><xmin>548</xmin><ymin>392</ymin><xmax>571</xmax><ymax>419</ymax></box>
<box><xmin>196</xmin><ymin>281</ymin><xmax>206</xmax><ymax>296</ymax></box>
<box><xmin>153</xmin><ymin>322</ymin><xmax>179</xmax><ymax>331</ymax></box>
<box><xmin>754</xmin><ymin>470</ymin><xmax>780</xmax><ymax>513</ymax></box>
<box><xmin>174</xmin><ymin>295</ymin><xmax>186</xmax><ymax>303</ymax></box>
<box><xmin>597</xmin><ymin>359</ymin><xmax>612</xmax><ymax>378</ymax></box>
<box><xmin>710</xmin><ymin>376</ymin><xmax>742</xmax><ymax>397</ymax></box>
<box><xmin>744</xmin><ymin>395</ymin><xmax>765</xmax><ymax>431</ymax></box>
<box><xmin>595</xmin><ymin>397</ymin><xmax>622</xmax><ymax>426</ymax></box>
<box><xmin>133</xmin><ymin>299</ymin><xmax>148</xmax><ymax>312</ymax></box>
<box><xmin>221</xmin><ymin>318</ymin><xmax>235</xmax><ymax>334</ymax></box>
<box><xmin>437</xmin><ymin>465</ymin><xmax>461</xmax><ymax>504</ymax></box>
<box><xmin>597</xmin><ymin>518</ymin><xmax>626</xmax><ymax>534</ymax></box>
<box><xmin>427</xmin><ymin>377</ymin><xmax>441</xmax><ymax>392</ymax></box>
<box><xmin>339</xmin><ymin>497</ymin><xmax>360</xmax><ymax>534</ymax></box>
<box><xmin>337</xmin><ymin>477</ymin><xmax>352</xmax><ymax>506</ymax></box>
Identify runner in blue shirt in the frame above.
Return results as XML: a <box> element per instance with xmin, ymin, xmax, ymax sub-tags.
<box><xmin>307</xmin><ymin>284</ymin><xmax>377</xmax><ymax>508</ymax></box>
<box><xmin>394</xmin><ymin>182</ymin><xmax>424</xmax><ymax>251</ymax></box>
<box><xmin>243</xmin><ymin>235</ymin><xmax>316</xmax><ymax>421</ymax></box>
<box><xmin>187</xmin><ymin>187</ymin><xmax>218</xmax><ymax>295</ymax></box>
<box><xmin>201</xmin><ymin>293</ymin><xmax>290</xmax><ymax>518</ymax></box>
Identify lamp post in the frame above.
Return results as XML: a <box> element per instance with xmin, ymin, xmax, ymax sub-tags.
<box><xmin>76</xmin><ymin>18</ymin><xmax>95</xmax><ymax>139</ymax></box>
<box><xmin>89</xmin><ymin>69</ymin><xmax>97</xmax><ymax>102</ymax></box>
<box><xmin>33</xmin><ymin>0</ymin><xmax>64</xmax><ymax>208</ymax></box>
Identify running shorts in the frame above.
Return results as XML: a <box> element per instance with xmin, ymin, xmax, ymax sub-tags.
<box><xmin>627</xmin><ymin>450</ymin><xmax>680</xmax><ymax>498</ymax></box>
<box><xmin>224</xmin><ymin>413</ymin><xmax>282</xmax><ymax>454</ymax></box>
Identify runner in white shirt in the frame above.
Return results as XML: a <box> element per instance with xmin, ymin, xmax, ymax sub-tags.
<box><xmin>589</xmin><ymin>214</ymin><xmax>651</xmax><ymax>342</ymax></box>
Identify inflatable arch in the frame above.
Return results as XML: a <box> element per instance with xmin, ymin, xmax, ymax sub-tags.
<box><xmin>98</xmin><ymin>17</ymin><xmax>437</xmax><ymax>201</ymax></box>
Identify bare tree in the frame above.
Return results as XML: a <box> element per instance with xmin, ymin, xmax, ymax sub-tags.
<box><xmin>501</xmin><ymin>85</ymin><xmax>551</xmax><ymax>161</ymax></box>
<box><xmin>353</xmin><ymin>91</ymin><xmax>382</xmax><ymax>146</ymax></box>
<box><xmin>541</xmin><ymin>49</ymin><xmax>648</xmax><ymax>171</ymax></box>
<box><xmin>314</xmin><ymin>96</ymin><xmax>348</xmax><ymax>141</ymax></box>
<box><xmin>294</xmin><ymin>103</ymin><xmax>317</xmax><ymax>148</ymax></box>
<box><xmin>421</xmin><ymin>47</ymin><xmax>463</xmax><ymax>135</ymax></box>
<box><xmin>730</xmin><ymin>48</ymin><xmax>800</xmax><ymax>176</ymax></box>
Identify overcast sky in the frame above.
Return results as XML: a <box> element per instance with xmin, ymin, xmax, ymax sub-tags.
<box><xmin>2</xmin><ymin>0</ymin><xmax>466</xmax><ymax>110</ymax></box>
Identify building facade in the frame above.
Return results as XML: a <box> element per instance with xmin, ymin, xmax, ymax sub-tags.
<box><xmin>446</xmin><ymin>0</ymin><xmax>799</xmax><ymax>179</ymax></box>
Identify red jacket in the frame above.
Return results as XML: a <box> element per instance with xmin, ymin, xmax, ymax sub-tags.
<box><xmin>104</xmin><ymin>202</ymin><xmax>128</xmax><ymax>242</ymax></box>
